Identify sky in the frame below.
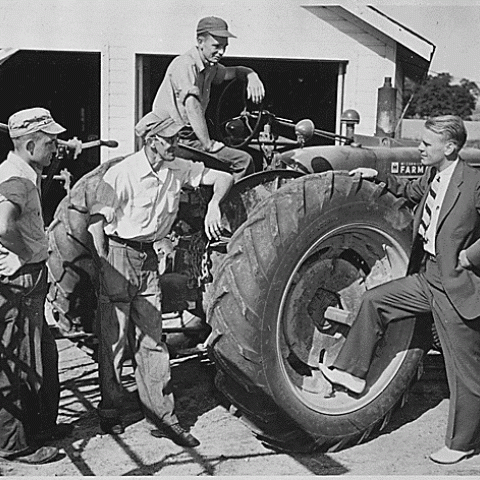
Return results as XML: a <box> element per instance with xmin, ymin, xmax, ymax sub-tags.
<box><xmin>374</xmin><ymin>1</ymin><xmax>480</xmax><ymax>83</ymax></box>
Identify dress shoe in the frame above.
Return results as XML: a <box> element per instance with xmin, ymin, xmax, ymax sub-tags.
<box><xmin>318</xmin><ymin>364</ymin><xmax>366</xmax><ymax>395</ymax></box>
<box><xmin>4</xmin><ymin>446</ymin><xmax>59</xmax><ymax>464</ymax></box>
<box><xmin>150</xmin><ymin>423</ymin><xmax>200</xmax><ymax>447</ymax></box>
<box><xmin>34</xmin><ymin>423</ymin><xmax>74</xmax><ymax>442</ymax></box>
<box><xmin>429</xmin><ymin>446</ymin><xmax>475</xmax><ymax>464</ymax></box>
<box><xmin>100</xmin><ymin>417</ymin><xmax>124</xmax><ymax>435</ymax></box>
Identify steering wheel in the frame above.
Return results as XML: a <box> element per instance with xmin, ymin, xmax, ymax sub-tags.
<box><xmin>214</xmin><ymin>77</ymin><xmax>264</xmax><ymax>149</ymax></box>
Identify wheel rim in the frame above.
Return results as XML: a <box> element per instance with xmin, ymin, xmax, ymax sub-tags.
<box><xmin>275</xmin><ymin>222</ymin><xmax>412</xmax><ymax>415</ymax></box>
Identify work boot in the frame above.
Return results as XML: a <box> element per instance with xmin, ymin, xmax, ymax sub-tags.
<box><xmin>100</xmin><ymin>417</ymin><xmax>124</xmax><ymax>435</ymax></box>
<box><xmin>150</xmin><ymin>423</ymin><xmax>200</xmax><ymax>447</ymax></box>
<box><xmin>4</xmin><ymin>446</ymin><xmax>59</xmax><ymax>464</ymax></box>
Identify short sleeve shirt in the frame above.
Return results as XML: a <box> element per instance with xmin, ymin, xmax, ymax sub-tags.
<box><xmin>90</xmin><ymin>149</ymin><xmax>205</xmax><ymax>242</ymax></box>
<box><xmin>152</xmin><ymin>47</ymin><xmax>226</xmax><ymax>126</ymax></box>
<box><xmin>0</xmin><ymin>152</ymin><xmax>47</xmax><ymax>263</ymax></box>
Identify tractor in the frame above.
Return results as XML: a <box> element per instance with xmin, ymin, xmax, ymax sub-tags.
<box><xmin>45</xmin><ymin>85</ymin><xmax>480</xmax><ymax>453</ymax></box>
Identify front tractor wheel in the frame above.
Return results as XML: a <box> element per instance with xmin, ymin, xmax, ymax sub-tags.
<box><xmin>206</xmin><ymin>171</ymin><xmax>432</xmax><ymax>452</ymax></box>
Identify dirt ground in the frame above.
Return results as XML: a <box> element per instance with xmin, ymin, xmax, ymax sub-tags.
<box><xmin>2</xmin><ymin>335</ymin><xmax>480</xmax><ymax>476</ymax></box>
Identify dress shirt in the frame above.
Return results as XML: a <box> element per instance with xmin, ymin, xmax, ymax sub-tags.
<box><xmin>423</xmin><ymin>159</ymin><xmax>458</xmax><ymax>255</ymax></box>
<box><xmin>91</xmin><ymin>149</ymin><xmax>205</xmax><ymax>242</ymax></box>
<box><xmin>0</xmin><ymin>152</ymin><xmax>47</xmax><ymax>263</ymax></box>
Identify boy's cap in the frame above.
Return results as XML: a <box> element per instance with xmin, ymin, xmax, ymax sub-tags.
<box><xmin>196</xmin><ymin>16</ymin><xmax>236</xmax><ymax>38</ymax></box>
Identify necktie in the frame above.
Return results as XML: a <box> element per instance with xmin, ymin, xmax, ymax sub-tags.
<box><xmin>418</xmin><ymin>175</ymin><xmax>440</xmax><ymax>241</ymax></box>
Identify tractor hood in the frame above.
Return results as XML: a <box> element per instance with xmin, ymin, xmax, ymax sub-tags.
<box><xmin>278</xmin><ymin>144</ymin><xmax>480</xmax><ymax>179</ymax></box>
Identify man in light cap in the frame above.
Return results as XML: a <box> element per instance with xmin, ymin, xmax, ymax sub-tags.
<box><xmin>152</xmin><ymin>16</ymin><xmax>265</xmax><ymax>182</ymax></box>
<box><xmin>0</xmin><ymin>107</ymin><xmax>74</xmax><ymax>464</ymax></box>
<box><xmin>88</xmin><ymin>111</ymin><xmax>232</xmax><ymax>446</ymax></box>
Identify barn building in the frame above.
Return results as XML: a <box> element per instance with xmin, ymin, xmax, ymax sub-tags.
<box><xmin>0</xmin><ymin>0</ymin><xmax>434</xmax><ymax>166</ymax></box>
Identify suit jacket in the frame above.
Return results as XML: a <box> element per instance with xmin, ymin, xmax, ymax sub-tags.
<box><xmin>380</xmin><ymin>160</ymin><xmax>480</xmax><ymax>319</ymax></box>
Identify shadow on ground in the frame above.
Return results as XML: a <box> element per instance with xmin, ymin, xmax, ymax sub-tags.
<box><xmin>21</xmin><ymin>339</ymin><xmax>448</xmax><ymax>476</ymax></box>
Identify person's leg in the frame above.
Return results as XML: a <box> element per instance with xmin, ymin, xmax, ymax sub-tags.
<box><xmin>422</xmin><ymin>258</ymin><xmax>480</xmax><ymax>463</ymax></box>
<box><xmin>97</xmin><ymin>245</ymin><xmax>135</xmax><ymax>430</ymax></box>
<box><xmin>209</xmin><ymin>145</ymin><xmax>253</xmax><ymax>181</ymax></box>
<box><xmin>0</xmin><ymin>309</ymin><xmax>31</xmax><ymax>457</ymax></box>
<box><xmin>332</xmin><ymin>274</ymin><xmax>432</xmax><ymax>378</ymax></box>
<box><xmin>0</xmin><ymin>268</ymin><xmax>58</xmax><ymax>462</ymax></box>
<box><xmin>27</xmin><ymin>266</ymin><xmax>61</xmax><ymax>434</ymax></box>
<box><xmin>179</xmin><ymin>137</ymin><xmax>253</xmax><ymax>181</ymax></box>
<box><xmin>131</xmin><ymin>248</ymin><xmax>200</xmax><ymax>447</ymax></box>
<box><xmin>129</xmin><ymin>248</ymin><xmax>176</xmax><ymax>425</ymax></box>
<box><xmin>429</xmin><ymin>290</ymin><xmax>480</xmax><ymax>450</ymax></box>
<box><xmin>37</xmin><ymin>316</ymin><xmax>59</xmax><ymax>432</ymax></box>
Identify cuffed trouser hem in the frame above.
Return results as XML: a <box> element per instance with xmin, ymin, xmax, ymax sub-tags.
<box><xmin>0</xmin><ymin>446</ymin><xmax>31</xmax><ymax>458</ymax></box>
<box><xmin>97</xmin><ymin>408</ymin><xmax>121</xmax><ymax>420</ymax></box>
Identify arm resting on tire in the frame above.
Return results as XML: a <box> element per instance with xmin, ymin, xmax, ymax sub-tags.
<box><xmin>377</xmin><ymin>169</ymin><xmax>431</xmax><ymax>208</ymax></box>
<box><xmin>200</xmin><ymin>168</ymin><xmax>233</xmax><ymax>240</ymax></box>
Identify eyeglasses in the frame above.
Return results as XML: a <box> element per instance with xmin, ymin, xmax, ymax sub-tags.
<box><xmin>151</xmin><ymin>134</ymin><xmax>178</xmax><ymax>146</ymax></box>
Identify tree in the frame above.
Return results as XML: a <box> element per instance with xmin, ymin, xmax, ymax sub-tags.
<box><xmin>403</xmin><ymin>73</ymin><xmax>478</xmax><ymax>120</ymax></box>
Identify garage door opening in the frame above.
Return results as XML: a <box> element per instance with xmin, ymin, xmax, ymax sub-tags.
<box><xmin>0</xmin><ymin>50</ymin><xmax>101</xmax><ymax>222</ymax></box>
<box><xmin>137</xmin><ymin>54</ymin><xmax>342</xmax><ymax>147</ymax></box>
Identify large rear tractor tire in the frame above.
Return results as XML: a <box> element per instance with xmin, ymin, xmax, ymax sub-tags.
<box><xmin>206</xmin><ymin>171</ymin><xmax>432</xmax><ymax>452</ymax></box>
<box><xmin>46</xmin><ymin>156</ymin><xmax>126</xmax><ymax>336</ymax></box>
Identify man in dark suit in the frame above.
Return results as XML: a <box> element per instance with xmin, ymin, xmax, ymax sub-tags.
<box><xmin>319</xmin><ymin>115</ymin><xmax>480</xmax><ymax>464</ymax></box>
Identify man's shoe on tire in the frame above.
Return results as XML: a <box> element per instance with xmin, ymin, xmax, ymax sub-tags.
<box><xmin>150</xmin><ymin>423</ymin><xmax>200</xmax><ymax>447</ymax></box>
<box><xmin>318</xmin><ymin>364</ymin><xmax>366</xmax><ymax>395</ymax></box>
<box><xmin>4</xmin><ymin>446</ymin><xmax>59</xmax><ymax>464</ymax></box>
<box><xmin>429</xmin><ymin>446</ymin><xmax>475</xmax><ymax>464</ymax></box>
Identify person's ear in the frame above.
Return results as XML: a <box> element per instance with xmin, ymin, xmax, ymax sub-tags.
<box><xmin>26</xmin><ymin>139</ymin><xmax>35</xmax><ymax>156</ymax></box>
<box><xmin>444</xmin><ymin>141</ymin><xmax>456</xmax><ymax>157</ymax></box>
<box><xmin>147</xmin><ymin>137</ymin><xmax>157</xmax><ymax>152</ymax></box>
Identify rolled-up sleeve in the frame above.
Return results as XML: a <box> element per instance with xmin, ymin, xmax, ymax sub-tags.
<box><xmin>186</xmin><ymin>161</ymin><xmax>206</xmax><ymax>188</ymax></box>
<box><xmin>175</xmin><ymin>158</ymin><xmax>205</xmax><ymax>189</ymax></box>
<box><xmin>0</xmin><ymin>177</ymin><xmax>28</xmax><ymax>212</ymax></box>
<box><xmin>89</xmin><ymin>170</ymin><xmax>122</xmax><ymax>225</ymax></box>
<box><xmin>171</xmin><ymin>59</ymin><xmax>201</xmax><ymax>106</ymax></box>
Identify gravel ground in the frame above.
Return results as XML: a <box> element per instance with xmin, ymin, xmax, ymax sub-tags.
<box><xmin>2</xmin><ymin>337</ymin><xmax>480</xmax><ymax>476</ymax></box>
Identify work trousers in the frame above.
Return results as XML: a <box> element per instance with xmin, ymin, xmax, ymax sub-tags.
<box><xmin>97</xmin><ymin>241</ymin><xmax>177</xmax><ymax>427</ymax></box>
<box><xmin>333</xmin><ymin>257</ymin><xmax>480</xmax><ymax>451</ymax></box>
<box><xmin>0</xmin><ymin>263</ymin><xmax>59</xmax><ymax>457</ymax></box>
<box><xmin>179</xmin><ymin>136</ymin><xmax>253</xmax><ymax>182</ymax></box>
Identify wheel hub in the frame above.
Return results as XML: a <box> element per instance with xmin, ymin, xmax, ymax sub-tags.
<box><xmin>277</xmin><ymin>223</ymin><xmax>412</xmax><ymax>415</ymax></box>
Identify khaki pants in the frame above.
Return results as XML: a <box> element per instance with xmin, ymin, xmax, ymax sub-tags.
<box><xmin>97</xmin><ymin>240</ymin><xmax>177</xmax><ymax>427</ymax></box>
<box><xmin>179</xmin><ymin>135</ymin><xmax>253</xmax><ymax>182</ymax></box>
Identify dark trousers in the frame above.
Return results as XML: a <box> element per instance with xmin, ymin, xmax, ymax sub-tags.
<box><xmin>0</xmin><ymin>264</ymin><xmax>59</xmax><ymax>456</ymax></box>
<box><xmin>97</xmin><ymin>241</ymin><xmax>177</xmax><ymax>427</ymax></box>
<box><xmin>333</xmin><ymin>257</ymin><xmax>480</xmax><ymax>451</ymax></box>
<box><xmin>178</xmin><ymin>135</ymin><xmax>253</xmax><ymax>182</ymax></box>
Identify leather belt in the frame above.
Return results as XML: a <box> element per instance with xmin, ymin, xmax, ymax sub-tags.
<box><xmin>107</xmin><ymin>235</ymin><xmax>154</xmax><ymax>251</ymax></box>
